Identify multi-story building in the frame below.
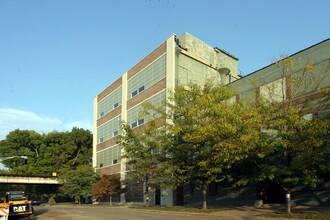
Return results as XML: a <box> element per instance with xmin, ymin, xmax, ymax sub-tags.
<box><xmin>230</xmin><ymin>38</ymin><xmax>330</xmax><ymax>115</ymax></box>
<box><xmin>93</xmin><ymin>32</ymin><xmax>239</xmax><ymax>204</ymax></box>
<box><xmin>227</xmin><ymin>38</ymin><xmax>330</xmax><ymax>206</ymax></box>
<box><xmin>94</xmin><ymin>33</ymin><xmax>329</xmax><ymax>206</ymax></box>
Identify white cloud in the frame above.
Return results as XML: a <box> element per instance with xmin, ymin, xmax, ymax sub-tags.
<box><xmin>61</xmin><ymin>120</ymin><xmax>93</xmax><ymax>132</ymax></box>
<box><xmin>0</xmin><ymin>107</ymin><xmax>93</xmax><ymax>140</ymax></box>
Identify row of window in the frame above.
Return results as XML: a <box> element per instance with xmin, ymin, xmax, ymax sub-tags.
<box><xmin>99</xmin><ymin>159</ymin><xmax>117</xmax><ymax>168</ymax></box>
<box><xmin>97</xmin><ymin>116</ymin><xmax>121</xmax><ymax>143</ymax></box>
<box><xmin>98</xmin><ymin>129</ymin><xmax>119</xmax><ymax>143</ymax></box>
<box><xmin>127</xmin><ymin>54</ymin><xmax>166</xmax><ymax>100</ymax></box>
<box><xmin>97</xmin><ymin>145</ymin><xmax>121</xmax><ymax>168</ymax></box>
<box><xmin>98</xmin><ymin>87</ymin><xmax>122</xmax><ymax>119</ymax></box>
<box><xmin>131</xmin><ymin>118</ymin><xmax>145</xmax><ymax>128</ymax></box>
<box><xmin>131</xmin><ymin>85</ymin><xmax>145</xmax><ymax>98</ymax></box>
<box><xmin>97</xmin><ymin>54</ymin><xmax>166</xmax><ymax>120</ymax></box>
<box><xmin>127</xmin><ymin>90</ymin><xmax>166</xmax><ymax>128</ymax></box>
<box><xmin>99</xmin><ymin>101</ymin><xmax>120</xmax><ymax>118</ymax></box>
<box><xmin>96</xmin><ymin>55</ymin><xmax>167</xmax><ymax>169</ymax></box>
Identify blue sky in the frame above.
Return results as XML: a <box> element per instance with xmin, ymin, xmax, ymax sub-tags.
<box><xmin>1</xmin><ymin>0</ymin><xmax>330</xmax><ymax>141</ymax></box>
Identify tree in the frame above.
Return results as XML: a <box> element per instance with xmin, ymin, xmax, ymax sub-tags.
<box><xmin>254</xmin><ymin>57</ymin><xmax>330</xmax><ymax>213</ymax></box>
<box><xmin>119</xmin><ymin>58</ymin><xmax>329</xmax><ymax>211</ymax></box>
<box><xmin>59</xmin><ymin>164</ymin><xmax>100</xmax><ymax>204</ymax></box>
<box><xmin>91</xmin><ymin>174</ymin><xmax>125</xmax><ymax>206</ymax></box>
<box><xmin>121</xmin><ymin>80</ymin><xmax>259</xmax><ymax>209</ymax></box>
<box><xmin>0</xmin><ymin>127</ymin><xmax>93</xmax><ymax>176</ymax></box>
<box><xmin>121</xmin><ymin>120</ymin><xmax>164</xmax><ymax>206</ymax></box>
<box><xmin>162</xmin><ymin>81</ymin><xmax>260</xmax><ymax>209</ymax></box>
<box><xmin>0</xmin><ymin>129</ymin><xmax>43</xmax><ymax>173</ymax></box>
<box><xmin>43</xmin><ymin>128</ymin><xmax>93</xmax><ymax>172</ymax></box>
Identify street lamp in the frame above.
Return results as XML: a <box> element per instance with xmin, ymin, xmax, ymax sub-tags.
<box><xmin>0</xmin><ymin>156</ymin><xmax>28</xmax><ymax>162</ymax></box>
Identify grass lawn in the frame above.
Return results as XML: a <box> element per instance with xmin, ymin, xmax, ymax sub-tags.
<box><xmin>130</xmin><ymin>205</ymin><xmax>229</xmax><ymax>213</ymax></box>
<box><xmin>261</xmin><ymin>211</ymin><xmax>330</xmax><ymax>219</ymax></box>
<box><xmin>130</xmin><ymin>205</ymin><xmax>330</xmax><ymax>219</ymax></box>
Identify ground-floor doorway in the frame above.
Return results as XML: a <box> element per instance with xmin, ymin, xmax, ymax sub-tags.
<box><xmin>155</xmin><ymin>188</ymin><xmax>161</xmax><ymax>205</ymax></box>
<box><xmin>262</xmin><ymin>181</ymin><xmax>286</xmax><ymax>204</ymax></box>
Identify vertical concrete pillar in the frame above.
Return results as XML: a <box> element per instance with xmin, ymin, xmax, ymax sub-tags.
<box><xmin>164</xmin><ymin>35</ymin><xmax>176</xmax><ymax>206</ymax></box>
<box><xmin>120</xmin><ymin>72</ymin><xmax>128</xmax><ymax>204</ymax></box>
<box><xmin>92</xmin><ymin>97</ymin><xmax>98</xmax><ymax>170</ymax></box>
<box><xmin>166</xmin><ymin>34</ymin><xmax>176</xmax><ymax>128</ymax></box>
<box><xmin>166</xmin><ymin>35</ymin><xmax>176</xmax><ymax>94</ymax></box>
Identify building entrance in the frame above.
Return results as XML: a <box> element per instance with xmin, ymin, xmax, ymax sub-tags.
<box><xmin>262</xmin><ymin>181</ymin><xmax>286</xmax><ymax>204</ymax></box>
<box><xmin>155</xmin><ymin>188</ymin><xmax>161</xmax><ymax>205</ymax></box>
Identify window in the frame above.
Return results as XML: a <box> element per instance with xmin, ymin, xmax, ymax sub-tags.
<box><xmin>113</xmin><ymin>130</ymin><xmax>119</xmax><ymax>137</ymax></box>
<box><xmin>97</xmin><ymin>87</ymin><xmax>122</xmax><ymax>119</ymax></box>
<box><xmin>131</xmin><ymin>90</ymin><xmax>138</xmax><ymax>98</ymax></box>
<box><xmin>127</xmin><ymin>91</ymin><xmax>166</xmax><ymax>128</ymax></box>
<box><xmin>97</xmin><ymin>116</ymin><xmax>121</xmax><ymax>143</ymax></box>
<box><xmin>138</xmin><ymin>85</ymin><xmax>145</xmax><ymax>93</ymax></box>
<box><xmin>131</xmin><ymin>85</ymin><xmax>145</xmax><ymax>98</ymax></box>
<box><xmin>131</xmin><ymin>121</ymin><xmax>138</xmax><ymax>128</ymax></box>
<box><xmin>138</xmin><ymin>118</ymin><xmax>145</xmax><ymax>125</ymax></box>
<box><xmin>96</xmin><ymin>145</ymin><xmax>121</xmax><ymax>168</ymax></box>
<box><xmin>127</xmin><ymin>54</ymin><xmax>166</xmax><ymax>100</ymax></box>
<box><xmin>131</xmin><ymin>118</ymin><xmax>145</xmax><ymax>128</ymax></box>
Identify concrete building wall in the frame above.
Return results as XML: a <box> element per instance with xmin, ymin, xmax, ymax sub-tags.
<box><xmin>229</xmin><ymin>39</ymin><xmax>330</xmax><ymax>108</ymax></box>
<box><xmin>176</xmin><ymin>32</ymin><xmax>239</xmax><ymax>86</ymax></box>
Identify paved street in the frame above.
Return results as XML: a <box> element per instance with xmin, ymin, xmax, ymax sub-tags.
<box><xmin>12</xmin><ymin>204</ymin><xmax>281</xmax><ymax>220</ymax></box>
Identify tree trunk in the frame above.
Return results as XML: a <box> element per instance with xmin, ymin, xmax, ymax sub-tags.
<box><xmin>109</xmin><ymin>196</ymin><xmax>112</xmax><ymax>206</ymax></box>
<box><xmin>286</xmin><ymin>191</ymin><xmax>291</xmax><ymax>214</ymax></box>
<box><xmin>202</xmin><ymin>182</ymin><xmax>208</xmax><ymax>210</ymax></box>
<box><xmin>145</xmin><ymin>176</ymin><xmax>150</xmax><ymax>207</ymax></box>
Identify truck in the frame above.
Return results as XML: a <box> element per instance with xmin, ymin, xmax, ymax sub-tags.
<box><xmin>4</xmin><ymin>191</ymin><xmax>33</xmax><ymax>217</ymax></box>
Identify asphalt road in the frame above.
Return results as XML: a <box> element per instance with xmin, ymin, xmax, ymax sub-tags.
<box><xmin>9</xmin><ymin>204</ymin><xmax>273</xmax><ymax>220</ymax></box>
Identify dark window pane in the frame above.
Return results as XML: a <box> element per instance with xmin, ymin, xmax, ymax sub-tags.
<box><xmin>139</xmin><ymin>85</ymin><xmax>145</xmax><ymax>93</ymax></box>
<box><xmin>131</xmin><ymin>90</ymin><xmax>138</xmax><ymax>97</ymax></box>
<box><xmin>131</xmin><ymin>121</ymin><xmax>138</xmax><ymax>128</ymax></box>
<box><xmin>138</xmin><ymin>118</ymin><xmax>144</xmax><ymax>125</ymax></box>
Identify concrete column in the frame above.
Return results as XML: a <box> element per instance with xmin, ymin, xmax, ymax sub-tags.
<box><xmin>92</xmin><ymin>97</ymin><xmax>98</xmax><ymax>170</ymax></box>
<box><xmin>166</xmin><ymin>34</ymin><xmax>176</xmax><ymax>94</ymax></box>
<box><xmin>166</xmin><ymin>34</ymin><xmax>176</xmax><ymax>127</ymax></box>
<box><xmin>120</xmin><ymin>72</ymin><xmax>128</xmax><ymax>204</ymax></box>
<box><xmin>164</xmin><ymin>35</ymin><xmax>176</xmax><ymax>206</ymax></box>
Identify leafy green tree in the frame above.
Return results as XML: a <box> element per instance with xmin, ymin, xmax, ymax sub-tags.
<box><xmin>121</xmin><ymin>119</ymin><xmax>166</xmax><ymax>205</ymax></box>
<box><xmin>0</xmin><ymin>129</ymin><xmax>42</xmax><ymax>173</ymax></box>
<box><xmin>68</xmin><ymin>127</ymin><xmax>93</xmax><ymax>166</ymax></box>
<box><xmin>255</xmin><ymin>103</ymin><xmax>329</xmax><ymax>213</ymax></box>
<box><xmin>59</xmin><ymin>164</ymin><xmax>100</xmax><ymax>204</ymax></box>
<box><xmin>41</xmin><ymin>128</ymin><xmax>93</xmax><ymax>174</ymax></box>
<box><xmin>162</xmin><ymin>81</ymin><xmax>260</xmax><ymax>209</ymax></box>
<box><xmin>91</xmin><ymin>174</ymin><xmax>125</xmax><ymax>206</ymax></box>
<box><xmin>254</xmin><ymin>57</ymin><xmax>330</xmax><ymax>213</ymax></box>
<box><xmin>121</xmin><ymin>81</ymin><xmax>259</xmax><ymax>209</ymax></box>
<box><xmin>0</xmin><ymin>128</ymin><xmax>93</xmax><ymax>176</ymax></box>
